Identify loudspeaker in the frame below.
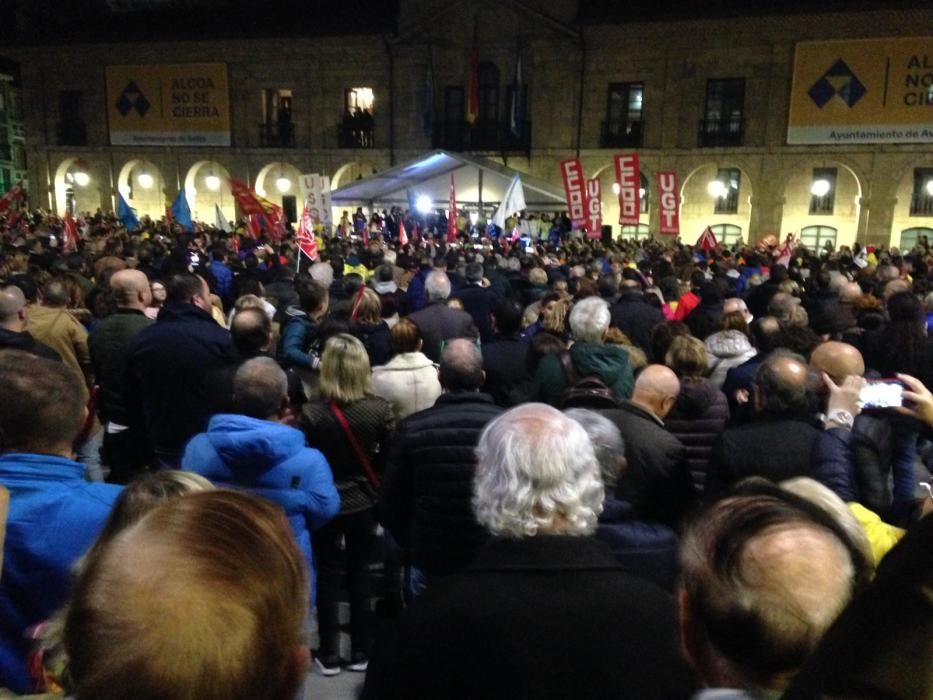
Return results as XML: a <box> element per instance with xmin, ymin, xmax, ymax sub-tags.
<box><xmin>602</xmin><ymin>225</ymin><xmax>613</xmax><ymax>244</ymax></box>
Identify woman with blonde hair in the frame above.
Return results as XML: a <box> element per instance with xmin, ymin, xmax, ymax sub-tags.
<box><xmin>302</xmin><ymin>334</ymin><xmax>395</xmax><ymax>676</ymax></box>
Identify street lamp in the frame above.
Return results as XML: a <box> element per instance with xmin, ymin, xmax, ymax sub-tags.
<box><xmin>205</xmin><ymin>174</ymin><xmax>221</xmax><ymax>191</ymax></box>
<box><xmin>707</xmin><ymin>180</ymin><xmax>726</xmax><ymax>198</ymax></box>
<box><xmin>415</xmin><ymin>194</ymin><xmax>433</xmax><ymax>214</ymax></box>
<box><xmin>73</xmin><ymin>170</ymin><xmax>90</xmax><ymax>187</ymax></box>
<box><xmin>810</xmin><ymin>179</ymin><xmax>831</xmax><ymax>197</ymax></box>
<box><xmin>138</xmin><ymin>172</ymin><xmax>154</xmax><ymax>189</ymax></box>
<box><xmin>276</xmin><ymin>175</ymin><xmax>291</xmax><ymax>194</ymax></box>
<box><xmin>612</xmin><ymin>182</ymin><xmax>621</xmax><ymax>195</ymax></box>
<box><xmin>926</xmin><ymin>179</ymin><xmax>933</xmax><ymax>196</ymax></box>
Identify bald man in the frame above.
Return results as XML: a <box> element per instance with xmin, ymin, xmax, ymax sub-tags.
<box><xmin>603</xmin><ymin>365</ymin><xmax>697</xmax><ymax>527</ymax></box>
<box><xmin>707</xmin><ymin>351</ymin><xmax>822</xmax><ymax>498</ymax></box>
<box><xmin>88</xmin><ymin>270</ymin><xmax>154</xmax><ymax>483</ymax></box>
<box><xmin>810</xmin><ymin>341</ymin><xmax>892</xmax><ymax>513</ymax></box>
<box><xmin>0</xmin><ymin>285</ymin><xmax>61</xmax><ymax>361</ymax></box>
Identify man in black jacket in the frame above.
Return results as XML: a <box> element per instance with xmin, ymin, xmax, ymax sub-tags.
<box><xmin>609</xmin><ymin>277</ymin><xmax>665</xmax><ymax>359</ymax></box>
<box><xmin>124</xmin><ymin>273</ymin><xmax>234</xmax><ymax>468</ymax></box>
<box><xmin>381</xmin><ymin>339</ymin><xmax>503</xmax><ymax>596</ymax></box>
<box><xmin>707</xmin><ymin>351</ymin><xmax>821</xmax><ymax>499</ymax></box>
<box><xmin>602</xmin><ymin>364</ymin><xmax>698</xmax><ymax>528</ymax></box>
<box><xmin>451</xmin><ymin>262</ymin><xmax>498</xmax><ymax>343</ymax></box>
<box><xmin>407</xmin><ymin>271</ymin><xmax>478</xmax><ymax>362</ymax></box>
<box><xmin>88</xmin><ymin>269</ymin><xmax>154</xmax><ymax>483</ymax></box>
<box><xmin>480</xmin><ymin>299</ymin><xmax>529</xmax><ymax>407</ymax></box>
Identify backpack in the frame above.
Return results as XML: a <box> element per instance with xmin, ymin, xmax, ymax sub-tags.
<box><xmin>557</xmin><ymin>350</ymin><xmax>621</xmax><ymax>410</ymax></box>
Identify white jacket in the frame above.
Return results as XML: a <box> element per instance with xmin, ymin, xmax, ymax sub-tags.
<box><xmin>705</xmin><ymin>330</ymin><xmax>757</xmax><ymax>388</ymax></box>
<box><xmin>372</xmin><ymin>352</ymin><xmax>442</xmax><ymax>421</ymax></box>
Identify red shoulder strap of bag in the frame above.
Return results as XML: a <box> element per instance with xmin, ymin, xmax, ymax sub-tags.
<box><xmin>329</xmin><ymin>401</ymin><xmax>381</xmax><ymax>489</ymax></box>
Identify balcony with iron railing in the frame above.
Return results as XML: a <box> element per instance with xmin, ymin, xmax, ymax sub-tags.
<box><xmin>57</xmin><ymin>121</ymin><xmax>88</xmax><ymax>146</ymax></box>
<box><xmin>600</xmin><ymin>120</ymin><xmax>643</xmax><ymax>148</ymax></box>
<box><xmin>258</xmin><ymin>121</ymin><xmax>295</xmax><ymax>148</ymax></box>
<box><xmin>698</xmin><ymin>117</ymin><xmax>744</xmax><ymax>147</ymax></box>
<box><xmin>910</xmin><ymin>193</ymin><xmax>933</xmax><ymax>217</ymax></box>
<box><xmin>338</xmin><ymin>120</ymin><xmax>375</xmax><ymax>149</ymax></box>
<box><xmin>431</xmin><ymin>120</ymin><xmax>531</xmax><ymax>154</ymax></box>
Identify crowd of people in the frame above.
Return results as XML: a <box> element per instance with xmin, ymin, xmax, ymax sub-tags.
<box><xmin>0</xmin><ymin>204</ymin><xmax>931</xmax><ymax>699</ymax></box>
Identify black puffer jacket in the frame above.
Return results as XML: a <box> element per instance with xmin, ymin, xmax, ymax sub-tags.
<box><xmin>663</xmin><ymin>379</ymin><xmax>730</xmax><ymax>491</ymax></box>
<box><xmin>381</xmin><ymin>392</ymin><xmax>503</xmax><ymax>574</ymax></box>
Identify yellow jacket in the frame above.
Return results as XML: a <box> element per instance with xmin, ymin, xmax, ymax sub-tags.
<box><xmin>848</xmin><ymin>502</ymin><xmax>905</xmax><ymax>566</ymax></box>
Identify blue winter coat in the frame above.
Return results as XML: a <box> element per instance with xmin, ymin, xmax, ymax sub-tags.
<box><xmin>278</xmin><ymin>307</ymin><xmax>318</xmax><ymax>370</ymax></box>
<box><xmin>181</xmin><ymin>415</ymin><xmax>339</xmax><ymax>600</ymax></box>
<box><xmin>0</xmin><ymin>453</ymin><xmax>121</xmax><ymax>692</ymax></box>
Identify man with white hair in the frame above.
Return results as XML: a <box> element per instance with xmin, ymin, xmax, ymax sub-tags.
<box><xmin>407</xmin><ymin>270</ymin><xmax>478</xmax><ymax>362</ymax></box>
<box><xmin>532</xmin><ymin>296</ymin><xmax>634</xmax><ymax>406</ymax></box>
<box><xmin>364</xmin><ymin>403</ymin><xmax>695</xmax><ymax>700</ymax></box>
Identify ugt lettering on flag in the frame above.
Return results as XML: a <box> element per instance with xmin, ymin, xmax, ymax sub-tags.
<box><xmin>657</xmin><ymin>171</ymin><xmax>680</xmax><ymax>236</ymax></box>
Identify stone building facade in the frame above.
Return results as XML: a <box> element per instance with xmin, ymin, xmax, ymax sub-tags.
<box><xmin>5</xmin><ymin>0</ymin><xmax>933</xmax><ymax>247</ymax></box>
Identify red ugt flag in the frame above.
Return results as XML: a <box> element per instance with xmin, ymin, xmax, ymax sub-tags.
<box><xmin>698</xmin><ymin>226</ymin><xmax>718</xmax><ymax>253</ymax></box>
<box><xmin>296</xmin><ymin>207</ymin><xmax>319</xmax><ymax>261</ymax></box>
<box><xmin>399</xmin><ymin>218</ymin><xmax>409</xmax><ymax>247</ymax></box>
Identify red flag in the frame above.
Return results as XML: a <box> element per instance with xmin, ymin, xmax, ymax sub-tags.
<box><xmin>614</xmin><ymin>154</ymin><xmax>641</xmax><ymax>226</ymax></box>
<box><xmin>363</xmin><ymin>224</ymin><xmax>370</xmax><ymax>247</ymax></box>
<box><xmin>466</xmin><ymin>22</ymin><xmax>479</xmax><ymax>125</ymax></box>
<box><xmin>559</xmin><ymin>159</ymin><xmax>586</xmax><ymax>227</ymax></box>
<box><xmin>0</xmin><ymin>182</ymin><xmax>25</xmax><ymax>215</ymax></box>
<box><xmin>656</xmin><ymin>171</ymin><xmax>680</xmax><ymax>236</ymax></box>
<box><xmin>698</xmin><ymin>226</ymin><xmax>718</xmax><ymax>253</ymax></box>
<box><xmin>230</xmin><ymin>233</ymin><xmax>240</xmax><ymax>255</ymax></box>
<box><xmin>230</xmin><ymin>178</ymin><xmax>286</xmax><ymax>240</ymax></box>
<box><xmin>776</xmin><ymin>233</ymin><xmax>797</xmax><ymax>266</ymax></box>
<box><xmin>63</xmin><ymin>210</ymin><xmax>79</xmax><ymax>253</ymax></box>
<box><xmin>411</xmin><ymin>221</ymin><xmax>419</xmax><ymax>244</ymax></box>
<box><xmin>585</xmin><ymin>178</ymin><xmax>602</xmax><ymax>240</ymax></box>
<box><xmin>511</xmin><ymin>225</ymin><xmax>520</xmax><ymax>242</ymax></box>
<box><xmin>399</xmin><ymin>218</ymin><xmax>409</xmax><ymax>246</ymax></box>
<box><xmin>296</xmin><ymin>206</ymin><xmax>319</xmax><ymax>261</ymax></box>
<box><xmin>447</xmin><ymin>174</ymin><xmax>458</xmax><ymax>243</ymax></box>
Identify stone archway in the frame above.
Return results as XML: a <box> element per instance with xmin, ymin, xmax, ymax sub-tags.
<box><xmin>182</xmin><ymin>160</ymin><xmax>234</xmax><ymax>224</ymax></box>
<box><xmin>116</xmin><ymin>159</ymin><xmax>166</xmax><ymax>220</ymax></box>
<box><xmin>679</xmin><ymin>162</ymin><xmax>754</xmax><ymax>245</ymax></box>
<box><xmin>778</xmin><ymin>158</ymin><xmax>863</xmax><ymax>250</ymax></box>
<box><xmin>53</xmin><ymin>157</ymin><xmax>106</xmax><ymax>216</ymax></box>
<box><xmin>331</xmin><ymin>160</ymin><xmax>377</xmax><ymax>190</ymax></box>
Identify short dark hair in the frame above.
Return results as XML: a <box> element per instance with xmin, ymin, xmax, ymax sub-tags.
<box><xmin>597</xmin><ymin>274</ymin><xmax>619</xmax><ymax>298</ymax></box>
<box><xmin>166</xmin><ymin>273</ymin><xmax>205</xmax><ymax>305</ymax></box>
<box><xmin>296</xmin><ymin>279</ymin><xmax>328</xmax><ymax>313</ymax></box>
<box><xmin>376</xmin><ymin>264</ymin><xmax>394</xmax><ymax>283</ymax></box>
<box><xmin>233</xmin><ymin>357</ymin><xmax>288</xmax><ymax>419</ymax></box>
<box><xmin>390</xmin><ymin>318</ymin><xmax>421</xmax><ymax>354</ymax></box>
<box><xmin>492</xmin><ymin>299</ymin><xmax>522</xmax><ymax>335</ymax></box>
<box><xmin>0</xmin><ymin>350</ymin><xmax>87</xmax><ymax>453</ymax></box>
<box><xmin>231</xmin><ymin>308</ymin><xmax>272</xmax><ymax>357</ymax></box>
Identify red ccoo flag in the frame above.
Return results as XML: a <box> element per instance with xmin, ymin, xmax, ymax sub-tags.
<box><xmin>447</xmin><ymin>174</ymin><xmax>458</xmax><ymax>243</ymax></box>
<box><xmin>697</xmin><ymin>226</ymin><xmax>718</xmax><ymax>253</ymax></box>
<box><xmin>0</xmin><ymin>182</ymin><xmax>26</xmax><ymax>215</ymax></box>
<box><xmin>399</xmin><ymin>218</ymin><xmax>409</xmax><ymax>246</ymax></box>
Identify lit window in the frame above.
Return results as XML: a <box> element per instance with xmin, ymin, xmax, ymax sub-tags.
<box><xmin>346</xmin><ymin>87</ymin><xmax>375</xmax><ymax>115</ymax></box>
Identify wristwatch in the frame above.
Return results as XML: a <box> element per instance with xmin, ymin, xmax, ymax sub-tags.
<box><xmin>824</xmin><ymin>409</ymin><xmax>855</xmax><ymax>430</ymax></box>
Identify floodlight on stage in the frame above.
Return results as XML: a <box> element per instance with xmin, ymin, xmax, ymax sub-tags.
<box><xmin>276</xmin><ymin>176</ymin><xmax>291</xmax><ymax>194</ymax></box>
<box><xmin>469</xmin><ymin>211</ymin><xmax>479</xmax><ymax>225</ymax></box>
<box><xmin>415</xmin><ymin>195</ymin><xmax>433</xmax><ymax>214</ymax></box>
<box><xmin>138</xmin><ymin>172</ymin><xmax>154</xmax><ymax>189</ymax></box>
<box><xmin>707</xmin><ymin>180</ymin><xmax>726</xmax><ymax>198</ymax></box>
<box><xmin>73</xmin><ymin>171</ymin><xmax>90</xmax><ymax>187</ymax></box>
<box><xmin>612</xmin><ymin>183</ymin><xmax>621</xmax><ymax>195</ymax></box>
<box><xmin>810</xmin><ymin>179</ymin><xmax>831</xmax><ymax>197</ymax></box>
<box><xmin>205</xmin><ymin>174</ymin><xmax>221</xmax><ymax>191</ymax></box>
<box><xmin>926</xmin><ymin>180</ymin><xmax>933</xmax><ymax>196</ymax></box>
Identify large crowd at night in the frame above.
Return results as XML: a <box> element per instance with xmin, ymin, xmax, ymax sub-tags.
<box><xmin>0</xmin><ymin>204</ymin><xmax>930</xmax><ymax>699</ymax></box>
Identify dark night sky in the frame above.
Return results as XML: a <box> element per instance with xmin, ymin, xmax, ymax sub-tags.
<box><xmin>0</xmin><ymin>0</ymin><xmax>927</xmax><ymax>46</ymax></box>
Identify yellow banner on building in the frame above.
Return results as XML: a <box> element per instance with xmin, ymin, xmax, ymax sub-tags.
<box><xmin>106</xmin><ymin>63</ymin><xmax>230</xmax><ymax>146</ymax></box>
<box><xmin>788</xmin><ymin>37</ymin><xmax>933</xmax><ymax>144</ymax></box>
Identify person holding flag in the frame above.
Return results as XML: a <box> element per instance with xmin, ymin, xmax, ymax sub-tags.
<box><xmin>117</xmin><ymin>193</ymin><xmax>139</xmax><ymax>232</ymax></box>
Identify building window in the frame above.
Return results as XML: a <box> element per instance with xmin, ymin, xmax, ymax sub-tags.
<box><xmin>619</xmin><ymin>224</ymin><xmax>650</xmax><ymax>240</ymax></box>
<box><xmin>700</xmin><ymin>78</ymin><xmax>745</xmax><ymax>147</ymax></box>
<box><xmin>712</xmin><ymin>168</ymin><xmax>741</xmax><ymax>215</ymax></box>
<box><xmin>709</xmin><ymin>223</ymin><xmax>743</xmax><ymax>245</ymax></box>
<box><xmin>910</xmin><ymin>168</ymin><xmax>933</xmax><ymax>217</ymax></box>
<box><xmin>59</xmin><ymin>90</ymin><xmax>87</xmax><ymax>146</ymax></box>
<box><xmin>339</xmin><ymin>87</ymin><xmax>375</xmax><ymax>148</ymax></box>
<box><xmin>259</xmin><ymin>89</ymin><xmax>294</xmax><ymax>147</ymax></box>
<box><xmin>809</xmin><ymin>167</ymin><xmax>837</xmax><ymax>215</ymax></box>
<box><xmin>900</xmin><ymin>227</ymin><xmax>933</xmax><ymax>250</ymax></box>
<box><xmin>800</xmin><ymin>225</ymin><xmax>837</xmax><ymax>250</ymax></box>
<box><xmin>474</xmin><ymin>62</ymin><xmax>500</xmax><ymax>149</ymax></box>
<box><xmin>602</xmin><ymin>82</ymin><xmax>644</xmax><ymax>148</ymax></box>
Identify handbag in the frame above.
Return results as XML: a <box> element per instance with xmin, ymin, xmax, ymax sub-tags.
<box><xmin>328</xmin><ymin>401</ymin><xmax>381</xmax><ymax>489</ymax></box>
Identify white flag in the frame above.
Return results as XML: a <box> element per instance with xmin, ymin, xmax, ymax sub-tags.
<box><xmin>215</xmin><ymin>203</ymin><xmax>232</xmax><ymax>233</ymax></box>
<box><xmin>493</xmin><ymin>174</ymin><xmax>526</xmax><ymax>230</ymax></box>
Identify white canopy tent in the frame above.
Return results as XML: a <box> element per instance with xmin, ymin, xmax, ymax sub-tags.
<box><xmin>329</xmin><ymin>150</ymin><xmax>566</xmax><ymax>212</ymax></box>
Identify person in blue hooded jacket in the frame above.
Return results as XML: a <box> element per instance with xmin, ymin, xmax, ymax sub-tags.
<box><xmin>182</xmin><ymin>357</ymin><xmax>339</xmax><ymax>601</ymax></box>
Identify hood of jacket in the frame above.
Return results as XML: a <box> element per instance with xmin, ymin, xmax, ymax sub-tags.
<box><xmin>377</xmin><ymin>351</ymin><xmax>436</xmax><ymax>372</ymax></box>
<box><xmin>673</xmin><ymin>378</ymin><xmax>723</xmax><ymax>417</ymax></box>
<box><xmin>705</xmin><ymin>330</ymin><xmax>753</xmax><ymax>359</ymax></box>
<box><xmin>374</xmin><ymin>280</ymin><xmax>398</xmax><ymax>295</ymax></box>
<box><xmin>284</xmin><ymin>304</ymin><xmax>309</xmax><ymax>321</ymax></box>
<box><xmin>203</xmin><ymin>414</ymin><xmax>306</xmax><ymax>476</ymax></box>
<box><xmin>569</xmin><ymin>342</ymin><xmax>631</xmax><ymax>386</ymax></box>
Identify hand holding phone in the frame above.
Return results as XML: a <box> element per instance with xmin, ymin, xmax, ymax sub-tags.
<box><xmin>859</xmin><ymin>380</ymin><xmax>905</xmax><ymax>410</ymax></box>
